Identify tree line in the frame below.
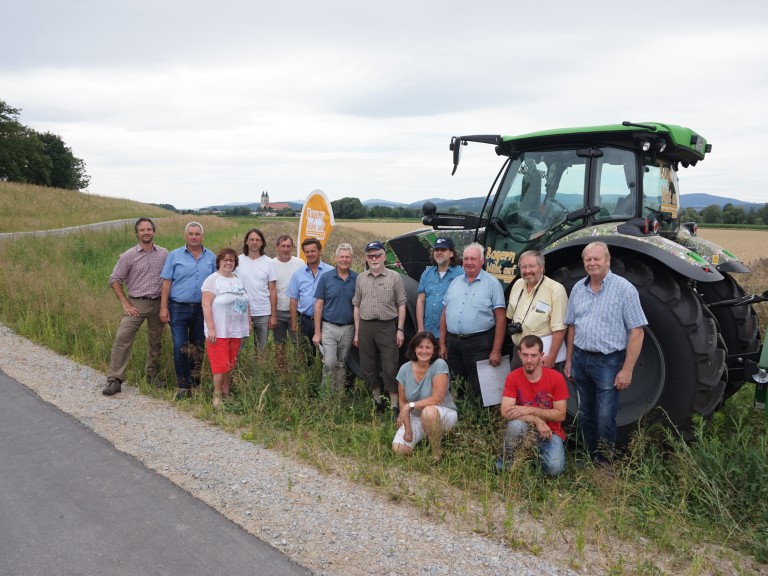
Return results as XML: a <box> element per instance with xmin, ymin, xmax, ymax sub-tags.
<box><xmin>332</xmin><ymin>196</ymin><xmax>767</xmax><ymax>225</ymax></box>
<box><xmin>0</xmin><ymin>99</ymin><xmax>90</xmax><ymax>190</ymax></box>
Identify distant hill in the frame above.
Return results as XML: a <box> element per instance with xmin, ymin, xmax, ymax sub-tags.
<box><xmin>679</xmin><ymin>194</ymin><xmax>763</xmax><ymax>210</ymax></box>
<box><xmin>200</xmin><ymin>201</ymin><xmax>303</xmax><ymax>212</ymax></box>
<box><xmin>363</xmin><ymin>194</ymin><xmax>764</xmax><ymax>214</ymax></box>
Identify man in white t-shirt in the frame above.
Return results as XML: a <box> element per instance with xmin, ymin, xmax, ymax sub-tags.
<box><xmin>271</xmin><ymin>234</ymin><xmax>304</xmax><ymax>344</ymax></box>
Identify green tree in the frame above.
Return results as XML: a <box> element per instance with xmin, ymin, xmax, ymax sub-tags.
<box><xmin>332</xmin><ymin>197</ymin><xmax>367</xmax><ymax>219</ymax></box>
<box><xmin>36</xmin><ymin>131</ymin><xmax>90</xmax><ymax>190</ymax></box>
<box><xmin>0</xmin><ymin>100</ymin><xmax>90</xmax><ymax>190</ymax></box>
<box><xmin>700</xmin><ymin>204</ymin><xmax>722</xmax><ymax>224</ymax></box>
<box><xmin>367</xmin><ymin>205</ymin><xmax>393</xmax><ymax>218</ymax></box>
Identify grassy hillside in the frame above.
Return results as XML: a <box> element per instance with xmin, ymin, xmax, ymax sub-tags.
<box><xmin>0</xmin><ymin>182</ymin><xmax>175</xmax><ymax>232</ymax></box>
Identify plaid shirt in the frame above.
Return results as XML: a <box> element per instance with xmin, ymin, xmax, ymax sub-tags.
<box><xmin>109</xmin><ymin>244</ymin><xmax>168</xmax><ymax>298</ymax></box>
<box><xmin>352</xmin><ymin>268</ymin><xmax>407</xmax><ymax>321</ymax></box>
<box><xmin>565</xmin><ymin>270</ymin><xmax>647</xmax><ymax>354</ymax></box>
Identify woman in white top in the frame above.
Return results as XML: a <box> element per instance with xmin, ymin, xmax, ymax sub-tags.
<box><xmin>202</xmin><ymin>248</ymin><xmax>250</xmax><ymax>407</ymax></box>
<box><xmin>237</xmin><ymin>229</ymin><xmax>277</xmax><ymax>355</ymax></box>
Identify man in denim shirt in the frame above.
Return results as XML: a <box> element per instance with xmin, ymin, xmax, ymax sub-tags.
<box><xmin>416</xmin><ymin>237</ymin><xmax>462</xmax><ymax>342</ymax></box>
<box><xmin>160</xmin><ymin>222</ymin><xmax>217</xmax><ymax>400</ymax></box>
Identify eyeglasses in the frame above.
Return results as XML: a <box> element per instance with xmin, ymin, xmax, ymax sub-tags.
<box><xmin>221</xmin><ymin>259</ymin><xmax>236</xmax><ymax>264</ymax></box>
<box><xmin>366</xmin><ymin>253</ymin><xmax>384</xmax><ymax>260</ymax></box>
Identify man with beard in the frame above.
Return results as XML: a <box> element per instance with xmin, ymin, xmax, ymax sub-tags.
<box><xmin>416</xmin><ymin>237</ymin><xmax>462</xmax><ymax>342</ymax></box>
<box><xmin>498</xmin><ymin>334</ymin><xmax>568</xmax><ymax>476</ymax></box>
<box><xmin>352</xmin><ymin>241</ymin><xmax>407</xmax><ymax>411</ymax></box>
<box><xmin>103</xmin><ymin>218</ymin><xmax>168</xmax><ymax>396</ymax></box>
<box><xmin>505</xmin><ymin>250</ymin><xmax>568</xmax><ymax>371</ymax></box>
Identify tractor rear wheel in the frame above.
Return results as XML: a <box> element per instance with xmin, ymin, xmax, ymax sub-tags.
<box><xmin>551</xmin><ymin>256</ymin><xmax>726</xmax><ymax>445</ymax></box>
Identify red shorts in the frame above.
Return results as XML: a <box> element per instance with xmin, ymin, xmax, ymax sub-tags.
<box><xmin>205</xmin><ymin>338</ymin><xmax>242</xmax><ymax>374</ymax></box>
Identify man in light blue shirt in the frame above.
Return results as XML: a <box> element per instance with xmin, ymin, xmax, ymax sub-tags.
<box><xmin>287</xmin><ymin>238</ymin><xmax>333</xmax><ymax>350</ymax></box>
<box><xmin>564</xmin><ymin>241</ymin><xmax>647</xmax><ymax>461</ymax></box>
<box><xmin>160</xmin><ymin>222</ymin><xmax>217</xmax><ymax>399</ymax></box>
<box><xmin>439</xmin><ymin>242</ymin><xmax>506</xmax><ymax>400</ymax></box>
<box><xmin>416</xmin><ymin>237</ymin><xmax>463</xmax><ymax>341</ymax></box>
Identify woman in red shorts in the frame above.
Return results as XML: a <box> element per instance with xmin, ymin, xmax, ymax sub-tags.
<box><xmin>201</xmin><ymin>248</ymin><xmax>250</xmax><ymax>407</ymax></box>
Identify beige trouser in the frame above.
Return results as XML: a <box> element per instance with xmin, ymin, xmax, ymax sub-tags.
<box><xmin>107</xmin><ymin>297</ymin><xmax>164</xmax><ymax>382</ymax></box>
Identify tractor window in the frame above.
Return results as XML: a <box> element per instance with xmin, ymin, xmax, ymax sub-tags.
<box><xmin>594</xmin><ymin>148</ymin><xmax>637</xmax><ymax>221</ymax></box>
<box><xmin>495</xmin><ymin>150</ymin><xmax>586</xmax><ymax>237</ymax></box>
<box><xmin>643</xmin><ymin>157</ymin><xmax>679</xmax><ymax>233</ymax></box>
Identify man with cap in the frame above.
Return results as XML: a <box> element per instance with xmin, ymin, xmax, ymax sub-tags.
<box><xmin>352</xmin><ymin>241</ymin><xmax>407</xmax><ymax>411</ymax></box>
<box><xmin>416</xmin><ymin>237</ymin><xmax>463</xmax><ymax>342</ymax></box>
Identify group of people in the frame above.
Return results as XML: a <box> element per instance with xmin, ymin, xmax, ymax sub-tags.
<box><xmin>412</xmin><ymin>238</ymin><xmax>647</xmax><ymax>473</ymax></box>
<box><xmin>105</xmin><ymin>218</ymin><xmax>647</xmax><ymax>473</ymax></box>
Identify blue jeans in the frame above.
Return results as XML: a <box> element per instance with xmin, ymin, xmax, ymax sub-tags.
<box><xmin>503</xmin><ymin>419</ymin><xmax>565</xmax><ymax>476</ymax></box>
<box><xmin>168</xmin><ymin>300</ymin><xmax>205</xmax><ymax>389</ymax></box>
<box><xmin>571</xmin><ymin>347</ymin><xmax>625</xmax><ymax>460</ymax></box>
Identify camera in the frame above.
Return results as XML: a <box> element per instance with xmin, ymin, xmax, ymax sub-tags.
<box><xmin>507</xmin><ymin>322</ymin><xmax>523</xmax><ymax>336</ymax></box>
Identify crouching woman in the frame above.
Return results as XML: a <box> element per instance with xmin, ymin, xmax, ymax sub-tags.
<box><xmin>393</xmin><ymin>331</ymin><xmax>458</xmax><ymax>462</ymax></box>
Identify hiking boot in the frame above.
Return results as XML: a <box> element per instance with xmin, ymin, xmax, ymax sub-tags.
<box><xmin>175</xmin><ymin>388</ymin><xmax>191</xmax><ymax>401</ymax></box>
<box><xmin>102</xmin><ymin>378</ymin><xmax>122</xmax><ymax>396</ymax></box>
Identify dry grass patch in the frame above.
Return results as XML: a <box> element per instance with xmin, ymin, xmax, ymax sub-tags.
<box><xmin>0</xmin><ymin>181</ymin><xmax>174</xmax><ymax>232</ymax></box>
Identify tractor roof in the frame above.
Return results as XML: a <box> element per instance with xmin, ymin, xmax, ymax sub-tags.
<box><xmin>499</xmin><ymin>121</ymin><xmax>710</xmax><ymax>166</ymax></box>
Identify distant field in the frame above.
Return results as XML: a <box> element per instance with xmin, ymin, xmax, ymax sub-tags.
<box><xmin>338</xmin><ymin>222</ymin><xmax>767</xmax><ymax>265</ymax></box>
<box><xmin>696</xmin><ymin>228</ymin><xmax>767</xmax><ymax>265</ymax></box>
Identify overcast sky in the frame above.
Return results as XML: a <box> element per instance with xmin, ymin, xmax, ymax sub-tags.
<box><xmin>2</xmin><ymin>1</ymin><xmax>766</xmax><ymax>209</ymax></box>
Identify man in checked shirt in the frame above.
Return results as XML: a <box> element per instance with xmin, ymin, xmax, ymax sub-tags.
<box><xmin>564</xmin><ymin>241</ymin><xmax>647</xmax><ymax>462</ymax></box>
<box><xmin>103</xmin><ymin>218</ymin><xmax>169</xmax><ymax>396</ymax></box>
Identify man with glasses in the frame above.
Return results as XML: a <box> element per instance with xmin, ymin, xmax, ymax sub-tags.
<box><xmin>416</xmin><ymin>237</ymin><xmax>462</xmax><ymax>342</ymax></box>
<box><xmin>505</xmin><ymin>250</ymin><xmax>568</xmax><ymax>371</ymax></box>
<box><xmin>352</xmin><ymin>241</ymin><xmax>407</xmax><ymax>412</ymax></box>
<box><xmin>103</xmin><ymin>218</ymin><xmax>168</xmax><ymax>396</ymax></box>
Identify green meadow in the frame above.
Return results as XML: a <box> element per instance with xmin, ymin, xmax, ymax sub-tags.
<box><xmin>0</xmin><ymin>187</ymin><xmax>766</xmax><ymax>574</ymax></box>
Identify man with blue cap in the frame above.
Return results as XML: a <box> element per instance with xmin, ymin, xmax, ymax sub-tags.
<box><xmin>416</xmin><ymin>237</ymin><xmax>462</xmax><ymax>342</ymax></box>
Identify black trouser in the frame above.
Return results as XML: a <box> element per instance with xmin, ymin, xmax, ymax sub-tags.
<box><xmin>446</xmin><ymin>328</ymin><xmax>496</xmax><ymax>399</ymax></box>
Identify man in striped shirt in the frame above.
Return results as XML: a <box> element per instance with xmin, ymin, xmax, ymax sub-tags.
<box><xmin>103</xmin><ymin>218</ymin><xmax>168</xmax><ymax>396</ymax></box>
<box><xmin>564</xmin><ymin>241</ymin><xmax>647</xmax><ymax>461</ymax></box>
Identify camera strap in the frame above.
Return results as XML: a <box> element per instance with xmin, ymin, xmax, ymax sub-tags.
<box><xmin>513</xmin><ymin>278</ymin><xmax>543</xmax><ymax>325</ymax></box>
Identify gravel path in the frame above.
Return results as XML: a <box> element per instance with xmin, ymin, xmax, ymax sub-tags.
<box><xmin>0</xmin><ymin>323</ymin><xmax>577</xmax><ymax>576</ymax></box>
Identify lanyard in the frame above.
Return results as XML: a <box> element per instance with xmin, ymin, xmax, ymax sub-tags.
<box><xmin>513</xmin><ymin>277</ymin><xmax>543</xmax><ymax>325</ymax></box>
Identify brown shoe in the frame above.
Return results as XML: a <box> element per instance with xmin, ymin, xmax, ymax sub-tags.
<box><xmin>102</xmin><ymin>378</ymin><xmax>122</xmax><ymax>396</ymax></box>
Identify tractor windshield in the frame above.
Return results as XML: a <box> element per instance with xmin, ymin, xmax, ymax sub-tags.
<box><xmin>494</xmin><ymin>149</ymin><xmax>586</xmax><ymax>240</ymax></box>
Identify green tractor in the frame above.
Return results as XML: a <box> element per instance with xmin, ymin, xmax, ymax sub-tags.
<box><xmin>378</xmin><ymin>121</ymin><xmax>763</xmax><ymax>444</ymax></box>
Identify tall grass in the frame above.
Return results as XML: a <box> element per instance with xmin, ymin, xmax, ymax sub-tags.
<box><xmin>0</xmin><ymin>182</ymin><xmax>174</xmax><ymax>232</ymax></box>
<box><xmin>1</xmin><ymin>218</ymin><xmax>766</xmax><ymax>572</ymax></box>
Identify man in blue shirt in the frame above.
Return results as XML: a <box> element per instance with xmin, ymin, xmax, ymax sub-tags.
<box><xmin>416</xmin><ymin>237</ymin><xmax>462</xmax><ymax>341</ymax></box>
<box><xmin>313</xmin><ymin>243</ymin><xmax>358</xmax><ymax>389</ymax></box>
<box><xmin>287</xmin><ymin>238</ymin><xmax>333</xmax><ymax>352</ymax></box>
<box><xmin>439</xmin><ymin>242</ymin><xmax>507</xmax><ymax>400</ymax></box>
<box><xmin>160</xmin><ymin>222</ymin><xmax>217</xmax><ymax>400</ymax></box>
<box><xmin>564</xmin><ymin>241</ymin><xmax>647</xmax><ymax>461</ymax></box>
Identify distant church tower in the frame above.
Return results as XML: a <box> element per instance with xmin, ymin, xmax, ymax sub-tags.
<box><xmin>260</xmin><ymin>191</ymin><xmax>269</xmax><ymax>209</ymax></box>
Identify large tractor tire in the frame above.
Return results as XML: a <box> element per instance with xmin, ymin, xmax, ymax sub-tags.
<box><xmin>551</xmin><ymin>256</ymin><xmax>726</xmax><ymax>446</ymax></box>
<box><xmin>697</xmin><ymin>272</ymin><xmax>761</xmax><ymax>399</ymax></box>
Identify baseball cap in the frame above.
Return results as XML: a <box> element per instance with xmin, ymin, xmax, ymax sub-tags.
<box><xmin>365</xmin><ymin>241</ymin><xmax>385</xmax><ymax>252</ymax></box>
<box><xmin>433</xmin><ymin>237</ymin><xmax>455</xmax><ymax>250</ymax></box>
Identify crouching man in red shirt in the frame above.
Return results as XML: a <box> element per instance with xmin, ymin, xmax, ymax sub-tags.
<box><xmin>498</xmin><ymin>334</ymin><xmax>569</xmax><ymax>476</ymax></box>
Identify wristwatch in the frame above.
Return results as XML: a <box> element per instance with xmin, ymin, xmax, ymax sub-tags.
<box><xmin>409</xmin><ymin>402</ymin><xmax>416</xmax><ymax>410</ymax></box>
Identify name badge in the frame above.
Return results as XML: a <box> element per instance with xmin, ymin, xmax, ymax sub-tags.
<box><xmin>535</xmin><ymin>301</ymin><xmax>550</xmax><ymax>314</ymax></box>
